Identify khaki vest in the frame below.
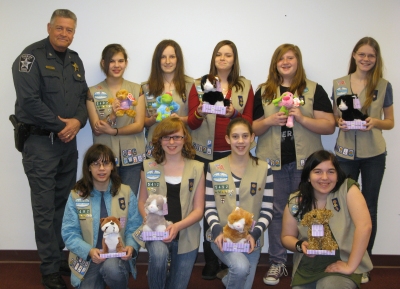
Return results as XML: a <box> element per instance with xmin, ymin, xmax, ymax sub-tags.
<box><xmin>288</xmin><ymin>180</ymin><xmax>373</xmax><ymax>277</ymax></box>
<box><xmin>90</xmin><ymin>80</ymin><xmax>146</xmax><ymax>166</ymax></box>
<box><xmin>333</xmin><ymin>75</ymin><xmax>388</xmax><ymax>159</ymax></box>
<box><xmin>143</xmin><ymin>158</ymin><xmax>204</xmax><ymax>254</ymax></box>
<box><xmin>209</xmin><ymin>156</ymin><xmax>269</xmax><ymax>246</ymax></box>
<box><xmin>141</xmin><ymin>76</ymin><xmax>195</xmax><ymax>158</ymax></box>
<box><xmin>256</xmin><ymin>79</ymin><xmax>323</xmax><ymax>170</ymax></box>
<box><xmin>191</xmin><ymin>77</ymin><xmax>252</xmax><ymax>160</ymax></box>
<box><xmin>68</xmin><ymin>185</ymin><xmax>131</xmax><ymax>280</ymax></box>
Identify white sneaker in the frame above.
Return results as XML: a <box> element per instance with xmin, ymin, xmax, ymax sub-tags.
<box><xmin>263</xmin><ymin>263</ymin><xmax>288</xmax><ymax>285</ymax></box>
<box><xmin>361</xmin><ymin>272</ymin><xmax>370</xmax><ymax>283</ymax></box>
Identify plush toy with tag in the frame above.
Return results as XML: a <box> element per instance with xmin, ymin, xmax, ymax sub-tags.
<box><xmin>336</xmin><ymin>94</ymin><xmax>368</xmax><ymax>121</ymax></box>
<box><xmin>301</xmin><ymin>208</ymin><xmax>338</xmax><ymax>254</ymax></box>
<box><xmin>272</xmin><ymin>92</ymin><xmax>303</xmax><ymax>128</ymax></box>
<box><xmin>152</xmin><ymin>92</ymin><xmax>180</xmax><ymax>122</ymax></box>
<box><xmin>223</xmin><ymin>207</ymin><xmax>254</xmax><ymax>243</ymax></box>
<box><xmin>100</xmin><ymin>216</ymin><xmax>124</xmax><ymax>254</ymax></box>
<box><xmin>201</xmin><ymin>74</ymin><xmax>230</xmax><ymax>107</ymax></box>
<box><xmin>143</xmin><ymin>194</ymin><xmax>172</xmax><ymax>232</ymax></box>
<box><xmin>108</xmin><ymin>89</ymin><xmax>137</xmax><ymax>118</ymax></box>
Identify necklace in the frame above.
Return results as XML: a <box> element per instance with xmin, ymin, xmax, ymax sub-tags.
<box><xmin>164</xmin><ymin>78</ymin><xmax>174</xmax><ymax>92</ymax></box>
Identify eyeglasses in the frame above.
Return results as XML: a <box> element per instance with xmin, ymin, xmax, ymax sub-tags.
<box><xmin>90</xmin><ymin>160</ymin><xmax>112</xmax><ymax>168</ymax></box>
<box><xmin>356</xmin><ymin>53</ymin><xmax>376</xmax><ymax>60</ymax></box>
<box><xmin>160</xmin><ymin>135</ymin><xmax>184</xmax><ymax>142</ymax></box>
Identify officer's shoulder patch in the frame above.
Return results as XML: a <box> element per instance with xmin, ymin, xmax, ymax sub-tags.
<box><xmin>19</xmin><ymin>54</ymin><xmax>35</xmax><ymax>73</ymax></box>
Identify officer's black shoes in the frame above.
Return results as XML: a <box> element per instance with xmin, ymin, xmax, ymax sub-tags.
<box><xmin>59</xmin><ymin>260</ymin><xmax>71</xmax><ymax>276</ymax></box>
<box><xmin>41</xmin><ymin>272</ymin><xmax>67</xmax><ymax>289</ymax></box>
<box><xmin>201</xmin><ymin>260</ymin><xmax>220</xmax><ymax>280</ymax></box>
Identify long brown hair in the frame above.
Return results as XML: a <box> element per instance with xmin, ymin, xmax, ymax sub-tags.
<box><xmin>260</xmin><ymin>44</ymin><xmax>306</xmax><ymax>102</ymax></box>
<box><xmin>348</xmin><ymin>37</ymin><xmax>383</xmax><ymax>114</ymax></box>
<box><xmin>147</xmin><ymin>40</ymin><xmax>187</xmax><ymax>99</ymax></box>
<box><xmin>209</xmin><ymin>40</ymin><xmax>244</xmax><ymax>92</ymax></box>
<box><xmin>151</xmin><ymin>117</ymin><xmax>195</xmax><ymax>163</ymax></box>
<box><xmin>73</xmin><ymin>144</ymin><xmax>121</xmax><ymax>198</ymax></box>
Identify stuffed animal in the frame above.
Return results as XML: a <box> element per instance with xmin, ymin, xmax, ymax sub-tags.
<box><xmin>336</xmin><ymin>94</ymin><xmax>368</xmax><ymax>121</ymax></box>
<box><xmin>301</xmin><ymin>208</ymin><xmax>338</xmax><ymax>252</ymax></box>
<box><xmin>152</xmin><ymin>92</ymin><xmax>180</xmax><ymax>122</ymax></box>
<box><xmin>108</xmin><ymin>89</ymin><xmax>137</xmax><ymax>118</ymax></box>
<box><xmin>100</xmin><ymin>216</ymin><xmax>124</xmax><ymax>254</ymax></box>
<box><xmin>143</xmin><ymin>194</ymin><xmax>172</xmax><ymax>232</ymax></box>
<box><xmin>272</xmin><ymin>92</ymin><xmax>303</xmax><ymax>128</ymax></box>
<box><xmin>200</xmin><ymin>74</ymin><xmax>230</xmax><ymax>107</ymax></box>
<box><xmin>223</xmin><ymin>207</ymin><xmax>254</xmax><ymax>243</ymax></box>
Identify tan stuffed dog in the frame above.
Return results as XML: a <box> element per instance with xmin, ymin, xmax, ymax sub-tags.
<box><xmin>108</xmin><ymin>89</ymin><xmax>137</xmax><ymax>118</ymax></box>
<box><xmin>100</xmin><ymin>216</ymin><xmax>124</xmax><ymax>254</ymax></box>
<box><xmin>223</xmin><ymin>207</ymin><xmax>254</xmax><ymax>243</ymax></box>
<box><xmin>301</xmin><ymin>209</ymin><xmax>338</xmax><ymax>251</ymax></box>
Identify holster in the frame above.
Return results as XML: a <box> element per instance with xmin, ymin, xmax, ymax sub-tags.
<box><xmin>9</xmin><ymin>114</ymin><xmax>30</xmax><ymax>152</ymax></box>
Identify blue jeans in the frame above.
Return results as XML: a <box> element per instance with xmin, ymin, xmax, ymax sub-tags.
<box><xmin>146</xmin><ymin>240</ymin><xmax>198</xmax><ymax>289</ymax></box>
<box><xmin>268</xmin><ymin>162</ymin><xmax>302</xmax><ymax>265</ymax></box>
<box><xmin>211</xmin><ymin>243</ymin><xmax>261</xmax><ymax>289</ymax></box>
<box><xmin>78</xmin><ymin>258</ymin><xmax>130</xmax><ymax>289</ymax></box>
<box><xmin>118</xmin><ymin>164</ymin><xmax>141</xmax><ymax>197</ymax></box>
<box><xmin>292</xmin><ymin>275</ymin><xmax>357</xmax><ymax>289</ymax></box>
<box><xmin>336</xmin><ymin>153</ymin><xmax>386</xmax><ymax>255</ymax></box>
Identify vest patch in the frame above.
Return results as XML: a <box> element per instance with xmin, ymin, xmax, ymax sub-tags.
<box><xmin>119</xmin><ymin>197</ymin><xmax>126</xmax><ymax>210</ymax></box>
<box><xmin>75</xmin><ymin>198</ymin><xmax>90</xmax><ymax>208</ymax></box>
<box><xmin>212</xmin><ymin>172</ymin><xmax>228</xmax><ymax>182</ymax></box>
<box><xmin>69</xmin><ymin>255</ymin><xmax>89</xmax><ymax>276</ymax></box>
<box><xmin>19</xmin><ymin>54</ymin><xmax>35</xmax><ymax>72</ymax></box>
<box><xmin>147</xmin><ymin>182</ymin><xmax>159</xmax><ymax>187</ymax></box>
<box><xmin>336</xmin><ymin>87</ymin><xmax>348</xmax><ymax>96</ymax></box>
<box><xmin>250</xmin><ymin>182</ymin><xmax>257</xmax><ymax>196</ymax></box>
<box><xmin>146</xmin><ymin>170</ymin><xmax>161</xmax><ymax>180</ymax></box>
<box><xmin>238</xmin><ymin>95</ymin><xmax>243</xmax><ymax>107</ymax></box>
<box><xmin>332</xmin><ymin>198</ymin><xmax>340</xmax><ymax>212</ymax></box>
<box><xmin>93</xmin><ymin>91</ymin><xmax>108</xmax><ymax>100</ymax></box>
<box><xmin>189</xmin><ymin>178</ymin><xmax>194</xmax><ymax>192</ymax></box>
<box><xmin>214</xmin><ymin>184</ymin><xmax>229</xmax><ymax>190</ymax></box>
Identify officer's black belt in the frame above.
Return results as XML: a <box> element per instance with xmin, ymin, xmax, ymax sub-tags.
<box><xmin>30</xmin><ymin>126</ymin><xmax>58</xmax><ymax>138</ymax></box>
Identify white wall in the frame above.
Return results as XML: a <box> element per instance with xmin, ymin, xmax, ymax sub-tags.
<box><xmin>1</xmin><ymin>0</ymin><xmax>399</xmax><ymax>255</ymax></box>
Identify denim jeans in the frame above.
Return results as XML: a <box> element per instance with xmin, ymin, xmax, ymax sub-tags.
<box><xmin>78</xmin><ymin>258</ymin><xmax>130</xmax><ymax>289</ymax></box>
<box><xmin>292</xmin><ymin>275</ymin><xmax>357</xmax><ymax>289</ymax></box>
<box><xmin>146</xmin><ymin>240</ymin><xmax>198</xmax><ymax>289</ymax></box>
<box><xmin>268</xmin><ymin>162</ymin><xmax>302</xmax><ymax>265</ymax></box>
<box><xmin>336</xmin><ymin>153</ymin><xmax>386</xmax><ymax>255</ymax></box>
<box><xmin>118</xmin><ymin>164</ymin><xmax>141</xmax><ymax>197</ymax></box>
<box><xmin>211</xmin><ymin>243</ymin><xmax>261</xmax><ymax>289</ymax></box>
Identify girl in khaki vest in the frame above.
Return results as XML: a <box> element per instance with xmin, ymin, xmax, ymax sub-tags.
<box><xmin>87</xmin><ymin>44</ymin><xmax>146</xmax><ymax>196</ymax></box>
<box><xmin>62</xmin><ymin>144</ymin><xmax>142</xmax><ymax>288</ymax></box>
<box><xmin>188</xmin><ymin>40</ymin><xmax>255</xmax><ymax>279</ymax></box>
<box><xmin>253</xmin><ymin>44</ymin><xmax>335</xmax><ymax>285</ymax></box>
<box><xmin>281</xmin><ymin>150</ymin><xmax>372</xmax><ymax>289</ymax></box>
<box><xmin>138</xmin><ymin>117</ymin><xmax>205</xmax><ymax>289</ymax></box>
<box><xmin>142</xmin><ymin>40</ymin><xmax>197</xmax><ymax>157</ymax></box>
<box><xmin>332</xmin><ymin>37</ymin><xmax>394</xmax><ymax>283</ymax></box>
<box><xmin>205</xmin><ymin>118</ymin><xmax>273</xmax><ymax>289</ymax></box>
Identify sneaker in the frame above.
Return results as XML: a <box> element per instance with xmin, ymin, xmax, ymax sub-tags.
<box><xmin>41</xmin><ymin>272</ymin><xmax>67</xmax><ymax>289</ymax></box>
<box><xmin>361</xmin><ymin>272</ymin><xmax>370</xmax><ymax>284</ymax></box>
<box><xmin>216</xmin><ymin>268</ymin><xmax>229</xmax><ymax>280</ymax></box>
<box><xmin>263</xmin><ymin>263</ymin><xmax>288</xmax><ymax>285</ymax></box>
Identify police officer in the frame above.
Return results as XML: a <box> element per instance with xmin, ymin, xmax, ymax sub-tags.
<box><xmin>12</xmin><ymin>9</ymin><xmax>88</xmax><ymax>289</ymax></box>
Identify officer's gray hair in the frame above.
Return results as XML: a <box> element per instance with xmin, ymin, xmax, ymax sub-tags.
<box><xmin>49</xmin><ymin>9</ymin><xmax>77</xmax><ymax>27</ymax></box>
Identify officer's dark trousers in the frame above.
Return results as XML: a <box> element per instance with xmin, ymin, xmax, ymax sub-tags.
<box><xmin>22</xmin><ymin>135</ymin><xmax>78</xmax><ymax>275</ymax></box>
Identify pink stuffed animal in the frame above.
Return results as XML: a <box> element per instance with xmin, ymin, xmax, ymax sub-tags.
<box><xmin>272</xmin><ymin>92</ymin><xmax>302</xmax><ymax>128</ymax></box>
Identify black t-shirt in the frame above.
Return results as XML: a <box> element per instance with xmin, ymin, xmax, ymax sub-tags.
<box><xmin>253</xmin><ymin>84</ymin><xmax>332</xmax><ymax>165</ymax></box>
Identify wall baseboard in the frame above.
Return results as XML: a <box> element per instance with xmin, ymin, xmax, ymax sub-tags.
<box><xmin>1</xmin><ymin>250</ymin><xmax>398</xmax><ymax>267</ymax></box>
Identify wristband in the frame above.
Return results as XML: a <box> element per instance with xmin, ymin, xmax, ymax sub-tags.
<box><xmin>295</xmin><ymin>240</ymin><xmax>304</xmax><ymax>253</ymax></box>
<box><xmin>194</xmin><ymin>110</ymin><xmax>203</xmax><ymax>120</ymax></box>
<box><xmin>114</xmin><ymin>128</ymin><xmax>118</xmax><ymax>136</ymax></box>
<box><xmin>106</xmin><ymin>114</ymin><xmax>117</xmax><ymax>126</ymax></box>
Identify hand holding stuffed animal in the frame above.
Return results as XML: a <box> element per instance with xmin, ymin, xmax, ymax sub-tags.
<box><xmin>152</xmin><ymin>93</ymin><xmax>180</xmax><ymax>122</ymax></box>
<box><xmin>223</xmin><ymin>207</ymin><xmax>254</xmax><ymax>243</ymax></box>
<box><xmin>143</xmin><ymin>194</ymin><xmax>172</xmax><ymax>232</ymax></box>
<box><xmin>336</xmin><ymin>94</ymin><xmax>368</xmax><ymax>121</ymax></box>
<box><xmin>108</xmin><ymin>89</ymin><xmax>137</xmax><ymax>118</ymax></box>
<box><xmin>272</xmin><ymin>92</ymin><xmax>303</xmax><ymax>128</ymax></box>
<box><xmin>200</xmin><ymin>74</ymin><xmax>230</xmax><ymax>107</ymax></box>
<box><xmin>100</xmin><ymin>216</ymin><xmax>124</xmax><ymax>254</ymax></box>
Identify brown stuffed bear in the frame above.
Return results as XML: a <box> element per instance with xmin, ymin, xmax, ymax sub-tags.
<box><xmin>100</xmin><ymin>216</ymin><xmax>124</xmax><ymax>254</ymax></box>
<box><xmin>223</xmin><ymin>207</ymin><xmax>254</xmax><ymax>243</ymax></box>
<box><xmin>108</xmin><ymin>89</ymin><xmax>137</xmax><ymax>118</ymax></box>
<box><xmin>301</xmin><ymin>208</ymin><xmax>338</xmax><ymax>251</ymax></box>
